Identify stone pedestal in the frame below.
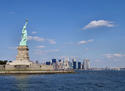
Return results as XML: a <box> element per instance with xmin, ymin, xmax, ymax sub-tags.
<box><xmin>16</xmin><ymin>46</ymin><xmax>29</xmax><ymax>61</ymax></box>
<box><xmin>8</xmin><ymin>46</ymin><xmax>32</xmax><ymax>66</ymax></box>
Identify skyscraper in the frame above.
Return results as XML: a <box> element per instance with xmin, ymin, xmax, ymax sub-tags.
<box><xmin>63</xmin><ymin>58</ymin><xmax>70</xmax><ymax>70</ymax></box>
<box><xmin>78</xmin><ymin>62</ymin><xmax>81</xmax><ymax>69</ymax></box>
<box><xmin>46</xmin><ymin>61</ymin><xmax>51</xmax><ymax>65</ymax></box>
<box><xmin>52</xmin><ymin>59</ymin><xmax>56</xmax><ymax>64</ymax></box>
<box><xmin>83</xmin><ymin>59</ymin><xmax>90</xmax><ymax>70</ymax></box>
<box><xmin>72</xmin><ymin>58</ymin><xmax>76</xmax><ymax>69</ymax></box>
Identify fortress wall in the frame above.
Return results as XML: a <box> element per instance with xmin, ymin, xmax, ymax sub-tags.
<box><xmin>40</xmin><ymin>65</ymin><xmax>54</xmax><ymax>71</ymax></box>
<box><xmin>28</xmin><ymin>64</ymin><xmax>41</xmax><ymax>70</ymax></box>
<box><xmin>5</xmin><ymin>65</ymin><xmax>16</xmax><ymax>70</ymax></box>
<box><xmin>0</xmin><ymin>65</ymin><xmax>5</xmax><ymax>70</ymax></box>
<box><xmin>4</xmin><ymin>64</ymin><xmax>54</xmax><ymax>71</ymax></box>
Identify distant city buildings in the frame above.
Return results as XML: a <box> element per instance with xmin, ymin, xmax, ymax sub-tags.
<box><xmin>43</xmin><ymin>57</ymin><xmax>124</xmax><ymax>71</ymax></box>
<box><xmin>52</xmin><ymin>59</ymin><xmax>56</xmax><ymax>64</ymax></box>
<box><xmin>72</xmin><ymin>58</ymin><xmax>76</xmax><ymax>69</ymax></box>
<box><xmin>82</xmin><ymin>59</ymin><xmax>90</xmax><ymax>70</ymax></box>
<box><xmin>40</xmin><ymin>57</ymin><xmax>91</xmax><ymax>70</ymax></box>
<box><xmin>46</xmin><ymin>61</ymin><xmax>51</xmax><ymax>65</ymax></box>
<box><xmin>78</xmin><ymin>62</ymin><xmax>82</xmax><ymax>69</ymax></box>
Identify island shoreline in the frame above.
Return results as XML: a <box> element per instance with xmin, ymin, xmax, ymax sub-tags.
<box><xmin>0</xmin><ymin>70</ymin><xmax>75</xmax><ymax>75</ymax></box>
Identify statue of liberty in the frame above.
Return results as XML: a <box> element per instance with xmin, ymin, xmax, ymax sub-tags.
<box><xmin>19</xmin><ymin>20</ymin><xmax>28</xmax><ymax>46</ymax></box>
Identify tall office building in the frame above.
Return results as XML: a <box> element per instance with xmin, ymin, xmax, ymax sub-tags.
<box><xmin>83</xmin><ymin>59</ymin><xmax>90</xmax><ymax>70</ymax></box>
<box><xmin>57</xmin><ymin>59</ymin><xmax>63</xmax><ymax>70</ymax></box>
<box><xmin>52</xmin><ymin>59</ymin><xmax>56</xmax><ymax>64</ymax></box>
<box><xmin>58</xmin><ymin>59</ymin><xmax>62</xmax><ymax>62</ymax></box>
<box><xmin>78</xmin><ymin>62</ymin><xmax>81</xmax><ymax>69</ymax></box>
<box><xmin>72</xmin><ymin>58</ymin><xmax>76</xmax><ymax>69</ymax></box>
<box><xmin>51</xmin><ymin>59</ymin><xmax>57</xmax><ymax>70</ymax></box>
<box><xmin>46</xmin><ymin>61</ymin><xmax>51</xmax><ymax>65</ymax></box>
<box><xmin>63</xmin><ymin>58</ymin><xmax>70</xmax><ymax>70</ymax></box>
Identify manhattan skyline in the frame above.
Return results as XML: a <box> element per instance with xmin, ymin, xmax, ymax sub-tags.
<box><xmin>0</xmin><ymin>0</ymin><xmax>125</xmax><ymax>68</ymax></box>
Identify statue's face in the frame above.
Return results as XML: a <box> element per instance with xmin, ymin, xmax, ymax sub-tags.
<box><xmin>23</xmin><ymin>26</ymin><xmax>26</xmax><ymax>29</ymax></box>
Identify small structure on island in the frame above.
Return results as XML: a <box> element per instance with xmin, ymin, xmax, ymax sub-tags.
<box><xmin>5</xmin><ymin>20</ymin><xmax>53</xmax><ymax>71</ymax></box>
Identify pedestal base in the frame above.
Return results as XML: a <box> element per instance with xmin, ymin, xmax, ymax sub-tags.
<box><xmin>8</xmin><ymin>60</ymin><xmax>32</xmax><ymax>66</ymax></box>
<box><xmin>8</xmin><ymin>46</ymin><xmax>32</xmax><ymax>66</ymax></box>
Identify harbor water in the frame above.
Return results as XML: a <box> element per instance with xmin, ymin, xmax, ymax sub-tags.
<box><xmin>0</xmin><ymin>70</ymin><xmax>125</xmax><ymax>91</ymax></box>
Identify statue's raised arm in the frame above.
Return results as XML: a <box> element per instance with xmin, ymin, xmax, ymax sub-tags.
<box><xmin>19</xmin><ymin>20</ymin><xmax>28</xmax><ymax>46</ymax></box>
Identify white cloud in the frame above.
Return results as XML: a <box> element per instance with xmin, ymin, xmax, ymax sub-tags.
<box><xmin>88</xmin><ymin>39</ymin><xmax>94</xmax><ymax>42</ymax></box>
<box><xmin>36</xmin><ymin>45</ymin><xmax>46</xmax><ymax>48</ymax></box>
<box><xmin>28</xmin><ymin>36</ymin><xmax>56</xmax><ymax>45</ymax></box>
<box><xmin>78</xmin><ymin>40</ymin><xmax>87</xmax><ymax>44</ymax></box>
<box><xmin>78</xmin><ymin>39</ymin><xmax>94</xmax><ymax>45</ymax></box>
<box><xmin>83</xmin><ymin>20</ymin><xmax>114</xmax><ymax>30</ymax></box>
<box><xmin>104</xmin><ymin>53</ymin><xmax>125</xmax><ymax>59</ymax></box>
<box><xmin>28</xmin><ymin>36</ymin><xmax>45</xmax><ymax>42</ymax></box>
<box><xmin>47</xmin><ymin>39</ymin><xmax>56</xmax><ymax>44</ymax></box>
<box><xmin>32</xmin><ymin>31</ymin><xmax>37</xmax><ymax>34</ymax></box>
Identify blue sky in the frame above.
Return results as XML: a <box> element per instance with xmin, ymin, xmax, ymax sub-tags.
<box><xmin>0</xmin><ymin>0</ymin><xmax>125</xmax><ymax>68</ymax></box>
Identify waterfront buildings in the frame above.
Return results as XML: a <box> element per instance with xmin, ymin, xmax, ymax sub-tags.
<box><xmin>46</xmin><ymin>61</ymin><xmax>51</xmax><ymax>65</ymax></box>
<box><xmin>63</xmin><ymin>58</ymin><xmax>70</xmax><ymax>70</ymax></box>
<box><xmin>82</xmin><ymin>59</ymin><xmax>90</xmax><ymax>70</ymax></box>
<box><xmin>52</xmin><ymin>59</ymin><xmax>56</xmax><ymax>64</ymax></box>
<box><xmin>78</xmin><ymin>62</ymin><xmax>82</xmax><ymax>69</ymax></box>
